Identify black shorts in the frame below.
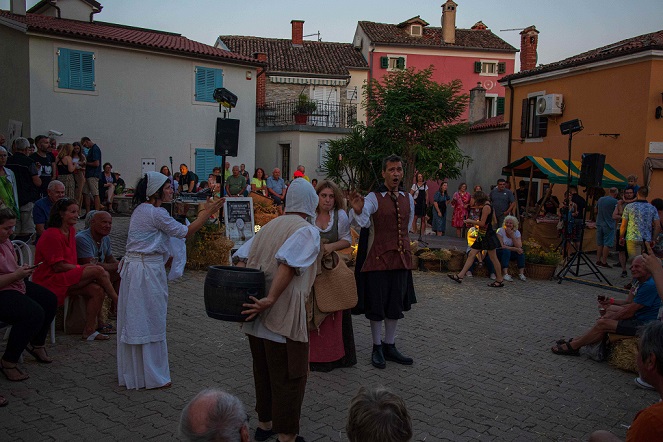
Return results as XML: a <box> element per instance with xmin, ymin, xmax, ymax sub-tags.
<box><xmin>615</xmin><ymin>318</ymin><xmax>644</xmax><ymax>336</ymax></box>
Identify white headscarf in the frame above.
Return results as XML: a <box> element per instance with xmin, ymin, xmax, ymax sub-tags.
<box><xmin>284</xmin><ymin>178</ymin><xmax>318</xmax><ymax>217</ymax></box>
<box><xmin>146</xmin><ymin>171</ymin><xmax>168</xmax><ymax>199</ymax></box>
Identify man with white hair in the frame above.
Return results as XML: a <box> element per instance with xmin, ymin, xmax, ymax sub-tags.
<box><xmin>179</xmin><ymin>389</ymin><xmax>250</xmax><ymax>442</ymax></box>
<box><xmin>32</xmin><ymin>180</ymin><xmax>65</xmax><ymax>242</ymax></box>
<box><xmin>6</xmin><ymin>137</ymin><xmax>41</xmax><ymax>239</ymax></box>
<box><xmin>233</xmin><ymin>178</ymin><xmax>320</xmax><ymax>442</ymax></box>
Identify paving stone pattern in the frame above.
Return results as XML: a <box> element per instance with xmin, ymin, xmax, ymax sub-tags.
<box><xmin>0</xmin><ymin>217</ymin><xmax>656</xmax><ymax>441</ymax></box>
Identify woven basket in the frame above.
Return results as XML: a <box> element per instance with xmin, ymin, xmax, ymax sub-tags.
<box><xmin>446</xmin><ymin>252</ymin><xmax>465</xmax><ymax>272</ymax></box>
<box><xmin>422</xmin><ymin>259</ymin><xmax>443</xmax><ymax>272</ymax></box>
<box><xmin>525</xmin><ymin>262</ymin><xmax>556</xmax><ymax>280</ymax></box>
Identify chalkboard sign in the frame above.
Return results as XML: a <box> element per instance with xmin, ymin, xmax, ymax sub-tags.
<box><xmin>224</xmin><ymin>197</ymin><xmax>255</xmax><ymax>248</ymax></box>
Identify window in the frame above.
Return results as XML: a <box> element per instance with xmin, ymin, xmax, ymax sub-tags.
<box><xmin>474</xmin><ymin>61</ymin><xmax>506</xmax><ymax>76</ymax></box>
<box><xmin>520</xmin><ymin>97</ymin><xmax>548</xmax><ymax>139</ymax></box>
<box><xmin>380</xmin><ymin>56</ymin><xmax>406</xmax><ymax>70</ymax></box>
<box><xmin>410</xmin><ymin>25</ymin><xmax>422</xmax><ymax>37</ymax></box>
<box><xmin>57</xmin><ymin>48</ymin><xmax>95</xmax><ymax>91</ymax></box>
<box><xmin>485</xmin><ymin>96</ymin><xmax>506</xmax><ymax>118</ymax></box>
<box><xmin>318</xmin><ymin>141</ymin><xmax>330</xmax><ymax>169</ymax></box>
<box><xmin>195</xmin><ymin>66</ymin><xmax>223</xmax><ymax>103</ymax></box>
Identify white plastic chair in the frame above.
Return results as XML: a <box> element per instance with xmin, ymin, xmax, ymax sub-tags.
<box><xmin>6</xmin><ymin>240</ymin><xmax>56</xmax><ymax>344</ymax></box>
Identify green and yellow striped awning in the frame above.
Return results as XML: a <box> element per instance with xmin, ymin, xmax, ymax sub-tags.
<box><xmin>502</xmin><ymin>156</ymin><xmax>628</xmax><ymax>188</ymax></box>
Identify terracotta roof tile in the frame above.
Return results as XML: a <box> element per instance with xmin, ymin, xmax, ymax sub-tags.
<box><xmin>0</xmin><ymin>10</ymin><xmax>260</xmax><ymax>65</ymax></box>
<box><xmin>469</xmin><ymin>114</ymin><xmax>506</xmax><ymax>131</ymax></box>
<box><xmin>501</xmin><ymin>29</ymin><xmax>663</xmax><ymax>81</ymax></box>
<box><xmin>219</xmin><ymin>36</ymin><xmax>369</xmax><ymax>77</ymax></box>
<box><xmin>358</xmin><ymin>21</ymin><xmax>517</xmax><ymax>52</ymax></box>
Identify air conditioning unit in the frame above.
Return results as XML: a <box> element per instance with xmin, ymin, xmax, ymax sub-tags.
<box><xmin>535</xmin><ymin>94</ymin><xmax>563</xmax><ymax>116</ymax></box>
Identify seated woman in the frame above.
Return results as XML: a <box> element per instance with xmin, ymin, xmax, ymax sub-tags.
<box><xmin>0</xmin><ymin>207</ymin><xmax>57</xmax><ymax>384</ymax></box>
<box><xmin>98</xmin><ymin>162</ymin><xmax>118</xmax><ymax>213</ymax></box>
<box><xmin>486</xmin><ymin>215</ymin><xmax>526</xmax><ymax>281</ymax></box>
<box><xmin>32</xmin><ymin>199</ymin><xmax>118</xmax><ymax>341</ymax></box>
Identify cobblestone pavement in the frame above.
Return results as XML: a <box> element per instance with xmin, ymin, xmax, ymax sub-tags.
<box><xmin>0</xmin><ymin>216</ymin><xmax>657</xmax><ymax>441</ymax></box>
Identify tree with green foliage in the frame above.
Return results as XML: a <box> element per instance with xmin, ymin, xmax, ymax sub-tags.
<box><xmin>322</xmin><ymin>66</ymin><xmax>471</xmax><ymax>191</ymax></box>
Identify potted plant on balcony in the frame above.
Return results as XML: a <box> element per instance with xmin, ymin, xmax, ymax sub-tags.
<box><xmin>293</xmin><ymin>93</ymin><xmax>317</xmax><ymax>124</ymax></box>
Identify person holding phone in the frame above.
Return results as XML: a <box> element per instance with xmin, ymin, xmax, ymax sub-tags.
<box><xmin>0</xmin><ymin>207</ymin><xmax>57</xmax><ymax>384</ymax></box>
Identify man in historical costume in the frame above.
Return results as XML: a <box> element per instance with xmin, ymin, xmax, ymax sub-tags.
<box><xmin>349</xmin><ymin>154</ymin><xmax>416</xmax><ymax>369</ymax></box>
<box><xmin>233</xmin><ymin>178</ymin><xmax>320</xmax><ymax>442</ymax></box>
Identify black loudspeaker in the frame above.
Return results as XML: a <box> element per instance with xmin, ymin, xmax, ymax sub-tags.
<box><xmin>578</xmin><ymin>153</ymin><xmax>605</xmax><ymax>188</ymax></box>
<box><xmin>215</xmin><ymin>118</ymin><xmax>240</xmax><ymax>157</ymax></box>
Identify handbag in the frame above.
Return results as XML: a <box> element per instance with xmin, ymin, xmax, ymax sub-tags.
<box><xmin>313</xmin><ymin>251</ymin><xmax>358</xmax><ymax>313</ymax></box>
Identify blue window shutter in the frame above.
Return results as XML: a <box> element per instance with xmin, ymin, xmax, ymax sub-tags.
<box><xmin>58</xmin><ymin>48</ymin><xmax>70</xmax><ymax>89</ymax></box>
<box><xmin>58</xmin><ymin>48</ymin><xmax>94</xmax><ymax>91</ymax></box>
<box><xmin>195</xmin><ymin>148</ymin><xmax>224</xmax><ymax>178</ymax></box>
<box><xmin>195</xmin><ymin>67</ymin><xmax>223</xmax><ymax>103</ymax></box>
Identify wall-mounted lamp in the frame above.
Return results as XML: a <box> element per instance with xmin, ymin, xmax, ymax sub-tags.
<box><xmin>246</xmin><ymin>71</ymin><xmax>252</xmax><ymax>80</ymax></box>
<box><xmin>657</xmin><ymin>92</ymin><xmax>663</xmax><ymax>119</ymax></box>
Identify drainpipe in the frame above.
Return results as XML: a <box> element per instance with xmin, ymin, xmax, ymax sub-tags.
<box><xmin>507</xmin><ymin>78</ymin><xmax>514</xmax><ymax>164</ymax></box>
<box><xmin>49</xmin><ymin>0</ymin><xmax>61</xmax><ymax>18</ymax></box>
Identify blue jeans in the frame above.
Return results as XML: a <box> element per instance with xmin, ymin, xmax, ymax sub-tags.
<box><xmin>497</xmin><ymin>248</ymin><xmax>525</xmax><ymax>270</ymax></box>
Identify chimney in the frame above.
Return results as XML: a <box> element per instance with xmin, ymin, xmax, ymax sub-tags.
<box><xmin>469</xmin><ymin>82</ymin><xmax>487</xmax><ymax>124</ymax></box>
<box><xmin>10</xmin><ymin>0</ymin><xmax>26</xmax><ymax>16</ymax></box>
<box><xmin>291</xmin><ymin>20</ymin><xmax>304</xmax><ymax>46</ymax></box>
<box><xmin>441</xmin><ymin>0</ymin><xmax>457</xmax><ymax>44</ymax></box>
<box><xmin>254</xmin><ymin>52</ymin><xmax>268</xmax><ymax>108</ymax></box>
<box><xmin>519</xmin><ymin>26</ymin><xmax>539</xmax><ymax>71</ymax></box>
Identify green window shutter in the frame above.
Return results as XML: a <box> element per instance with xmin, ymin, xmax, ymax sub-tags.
<box><xmin>474</xmin><ymin>61</ymin><xmax>482</xmax><ymax>73</ymax></box>
<box><xmin>496</xmin><ymin>97</ymin><xmax>505</xmax><ymax>115</ymax></box>
<box><xmin>195</xmin><ymin>67</ymin><xmax>223</xmax><ymax>102</ymax></box>
<box><xmin>380</xmin><ymin>56</ymin><xmax>388</xmax><ymax>69</ymax></box>
<box><xmin>396</xmin><ymin>57</ymin><xmax>405</xmax><ymax>69</ymax></box>
<box><xmin>535</xmin><ymin>115</ymin><xmax>548</xmax><ymax>138</ymax></box>
<box><xmin>57</xmin><ymin>48</ymin><xmax>71</xmax><ymax>89</ymax></box>
<box><xmin>497</xmin><ymin>62</ymin><xmax>506</xmax><ymax>74</ymax></box>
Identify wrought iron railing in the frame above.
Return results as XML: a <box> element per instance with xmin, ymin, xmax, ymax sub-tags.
<box><xmin>256</xmin><ymin>100</ymin><xmax>357</xmax><ymax>128</ymax></box>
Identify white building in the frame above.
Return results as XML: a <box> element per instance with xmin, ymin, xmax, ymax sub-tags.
<box><xmin>0</xmin><ymin>0</ymin><xmax>262</xmax><ymax>185</ymax></box>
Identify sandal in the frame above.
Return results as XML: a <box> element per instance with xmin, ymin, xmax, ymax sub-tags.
<box><xmin>555</xmin><ymin>337</ymin><xmax>573</xmax><ymax>346</ymax></box>
<box><xmin>487</xmin><ymin>281</ymin><xmax>504</xmax><ymax>288</ymax></box>
<box><xmin>96</xmin><ymin>323</ymin><xmax>117</xmax><ymax>335</ymax></box>
<box><xmin>82</xmin><ymin>331</ymin><xmax>110</xmax><ymax>341</ymax></box>
<box><xmin>551</xmin><ymin>341</ymin><xmax>580</xmax><ymax>356</ymax></box>
<box><xmin>447</xmin><ymin>274</ymin><xmax>463</xmax><ymax>283</ymax></box>
<box><xmin>25</xmin><ymin>344</ymin><xmax>53</xmax><ymax>364</ymax></box>
<box><xmin>0</xmin><ymin>360</ymin><xmax>29</xmax><ymax>382</ymax></box>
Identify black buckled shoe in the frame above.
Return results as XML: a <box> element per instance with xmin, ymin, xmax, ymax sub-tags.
<box><xmin>371</xmin><ymin>344</ymin><xmax>386</xmax><ymax>369</ymax></box>
<box><xmin>382</xmin><ymin>342</ymin><xmax>413</xmax><ymax>365</ymax></box>
<box><xmin>255</xmin><ymin>427</ymin><xmax>276</xmax><ymax>441</ymax></box>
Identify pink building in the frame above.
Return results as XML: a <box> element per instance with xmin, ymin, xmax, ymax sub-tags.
<box><xmin>353</xmin><ymin>0</ymin><xmax>525</xmax><ymax>121</ymax></box>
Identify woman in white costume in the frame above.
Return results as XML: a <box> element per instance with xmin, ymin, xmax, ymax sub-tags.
<box><xmin>117</xmin><ymin>171</ymin><xmax>224</xmax><ymax>390</ymax></box>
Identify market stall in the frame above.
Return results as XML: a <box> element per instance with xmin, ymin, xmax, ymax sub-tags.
<box><xmin>501</xmin><ymin>156</ymin><xmax>628</xmax><ymax>252</ymax></box>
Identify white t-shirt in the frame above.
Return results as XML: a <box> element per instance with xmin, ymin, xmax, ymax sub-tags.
<box><xmin>411</xmin><ymin>183</ymin><xmax>428</xmax><ymax>200</ymax></box>
<box><xmin>496</xmin><ymin>227</ymin><xmax>521</xmax><ymax>247</ymax></box>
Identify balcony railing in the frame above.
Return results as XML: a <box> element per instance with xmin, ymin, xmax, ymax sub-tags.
<box><xmin>256</xmin><ymin>99</ymin><xmax>357</xmax><ymax>129</ymax></box>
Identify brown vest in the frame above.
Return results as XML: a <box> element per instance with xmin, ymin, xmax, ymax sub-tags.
<box><xmin>361</xmin><ymin>191</ymin><xmax>412</xmax><ymax>272</ymax></box>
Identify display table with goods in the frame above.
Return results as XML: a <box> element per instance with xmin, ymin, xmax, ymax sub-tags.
<box><xmin>522</xmin><ymin>217</ymin><xmax>597</xmax><ymax>252</ymax></box>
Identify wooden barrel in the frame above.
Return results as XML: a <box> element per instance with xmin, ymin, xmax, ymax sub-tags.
<box><xmin>204</xmin><ymin>266</ymin><xmax>265</xmax><ymax>322</ymax></box>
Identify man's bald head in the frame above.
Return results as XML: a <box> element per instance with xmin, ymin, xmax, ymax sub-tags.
<box><xmin>179</xmin><ymin>389</ymin><xmax>249</xmax><ymax>442</ymax></box>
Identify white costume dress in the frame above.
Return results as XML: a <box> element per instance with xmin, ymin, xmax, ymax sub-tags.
<box><xmin>117</xmin><ymin>203</ymin><xmax>188</xmax><ymax>390</ymax></box>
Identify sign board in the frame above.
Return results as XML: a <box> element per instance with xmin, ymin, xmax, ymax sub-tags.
<box><xmin>223</xmin><ymin>197</ymin><xmax>255</xmax><ymax>248</ymax></box>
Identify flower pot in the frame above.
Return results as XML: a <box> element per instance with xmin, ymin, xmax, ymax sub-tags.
<box><xmin>525</xmin><ymin>262</ymin><xmax>557</xmax><ymax>280</ymax></box>
<box><xmin>294</xmin><ymin>113</ymin><xmax>308</xmax><ymax>124</ymax></box>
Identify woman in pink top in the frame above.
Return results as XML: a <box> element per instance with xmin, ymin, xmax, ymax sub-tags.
<box><xmin>0</xmin><ymin>207</ymin><xmax>57</xmax><ymax>389</ymax></box>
